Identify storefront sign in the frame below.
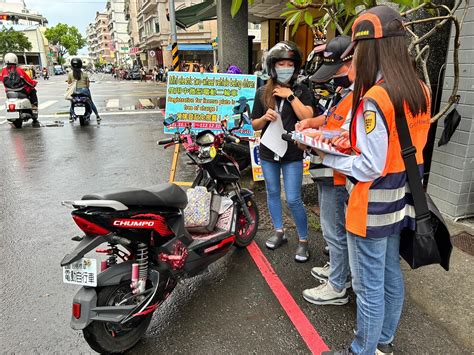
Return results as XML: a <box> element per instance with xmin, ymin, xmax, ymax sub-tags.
<box><xmin>164</xmin><ymin>72</ymin><xmax>257</xmax><ymax>138</ymax></box>
<box><xmin>149</xmin><ymin>50</ymin><xmax>156</xmax><ymax>57</ymax></box>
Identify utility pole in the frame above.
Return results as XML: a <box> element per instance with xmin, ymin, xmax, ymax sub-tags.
<box><xmin>168</xmin><ymin>0</ymin><xmax>180</xmax><ymax>71</ymax></box>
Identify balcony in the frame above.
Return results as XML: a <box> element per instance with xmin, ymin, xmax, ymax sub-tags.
<box><xmin>139</xmin><ymin>0</ymin><xmax>157</xmax><ymax>16</ymax></box>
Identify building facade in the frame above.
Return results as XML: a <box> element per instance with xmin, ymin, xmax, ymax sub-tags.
<box><xmin>427</xmin><ymin>4</ymin><xmax>474</xmax><ymax>220</ymax></box>
<box><xmin>106</xmin><ymin>0</ymin><xmax>131</xmax><ymax>65</ymax></box>
<box><xmin>95</xmin><ymin>12</ymin><xmax>114</xmax><ymax>64</ymax></box>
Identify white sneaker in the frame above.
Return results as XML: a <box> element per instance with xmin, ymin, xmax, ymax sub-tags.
<box><xmin>311</xmin><ymin>262</ymin><xmax>330</xmax><ymax>280</ymax></box>
<box><xmin>311</xmin><ymin>262</ymin><xmax>352</xmax><ymax>289</ymax></box>
<box><xmin>302</xmin><ymin>281</ymin><xmax>349</xmax><ymax>305</ymax></box>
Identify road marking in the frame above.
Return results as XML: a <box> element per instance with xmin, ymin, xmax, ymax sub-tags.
<box><xmin>38</xmin><ymin>100</ymin><xmax>58</xmax><ymax>110</ymax></box>
<box><xmin>106</xmin><ymin>99</ymin><xmax>120</xmax><ymax>110</ymax></box>
<box><xmin>0</xmin><ymin>119</ymin><xmax>7</xmax><ymax>125</ymax></box>
<box><xmin>138</xmin><ymin>98</ymin><xmax>155</xmax><ymax>109</ymax></box>
<box><xmin>247</xmin><ymin>241</ymin><xmax>329</xmax><ymax>354</ymax></box>
<box><xmin>0</xmin><ymin>110</ymin><xmax>163</xmax><ymax>120</ymax></box>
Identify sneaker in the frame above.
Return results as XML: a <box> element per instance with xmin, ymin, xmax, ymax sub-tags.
<box><xmin>311</xmin><ymin>262</ymin><xmax>352</xmax><ymax>289</ymax></box>
<box><xmin>302</xmin><ymin>281</ymin><xmax>349</xmax><ymax>305</ymax></box>
<box><xmin>265</xmin><ymin>231</ymin><xmax>287</xmax><ymax>250</ymax></box>
<box><xmin>322</xmin><ymin>349</ymin><xmax>354</xmax><ymax>355</ymax></box>
<box><xmin>376</xmin><ymin>343</ymin><xmax>394</xmax><ymax>355</ymax></box>
<box><xmin>295</xmin><ymin>241</ymin><xmax>309</xmax><ymax>262</ymax></box>
<box><xmin>96</xmin><ymin>116</ymin><xmax>101</xmax><ymax>123</ymax></box>
<box><xmin>32</xmin><ymin>120</ymin><xmax>40</xmax><ymax>127</ymax></box>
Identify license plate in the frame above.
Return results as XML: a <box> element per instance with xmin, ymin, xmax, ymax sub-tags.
<box><xmin>74</xmin><ymin>106</ymin><xmax>86</xmax><ymax>115</ymax></box>
<box><xmin>63</xmin><ymin>258</ymin><xmax>97</xmax><ymax>286</ymax></box>
<box><xmin>6</xmin><ymin>111</ymin><xmax>20</xmax><ymax>120</ymax></box>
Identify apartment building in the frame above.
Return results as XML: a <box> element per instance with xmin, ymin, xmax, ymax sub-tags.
<box><xmin>95</xmin><ymin>12</ymin><xmax>114</xmax><ymax>64</ymax></box>
<box><xmin>86</xmin><ymin>23</ymin><xmax>98</xmax><ymax>63</ymax></box>
<box><xmin>125</xmin><ymin>0</ymin><xmax>140</xmax><ymax>49</ymax></box>
<box><xmin>106</xmin><ymin>0</ymin><xmax>131</xmax><ymax>65</ymax></box>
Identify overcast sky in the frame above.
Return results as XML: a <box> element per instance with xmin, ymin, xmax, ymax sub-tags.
<box><xmin>26</xmin><ymin>0</ymin><xmax>106</xmax><ymax>53</ymax></box>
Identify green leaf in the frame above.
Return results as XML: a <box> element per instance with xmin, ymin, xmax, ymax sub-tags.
<box><xmin>286</xmin><ymin>2</ymin><xmax>295</xmax><ymax>8</ymax></box>
<box><xmin>291</xmin><ymin>12</ymin><xmax>302</xmax><ymax>35</ymax></box>
<box><xmin>287</xmin><ymin>11</ymin><xmax>301</xmax><ymax>25</ymax></box>
<box><xmin>343</xmin><ymin>16</ymin><xmax>356</xmax><ymax>34</ymax></box>
<box><xmin>281</xmin><ymin>9</ymin><xmax>299</xmax><ymax>18</ymax></box>
<box><xmin>304</xmin><ymin>11</ymin><xmax>313</xmax><ymax>26</ymax></box>
<box><xmin>248</xmin><ymin>0</ymin><xmax>254</xmax><ymax>5</ymax></box>
<box><xmin>230</xmin><ymin>0</ymin><xmax>243</xmax><ymax>18</ymax></box>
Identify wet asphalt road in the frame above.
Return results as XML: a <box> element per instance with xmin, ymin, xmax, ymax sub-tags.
<box><xmin>0</xmin><ymin>79</ymin><xmax>470</xmax><ymax>354</ymax></box>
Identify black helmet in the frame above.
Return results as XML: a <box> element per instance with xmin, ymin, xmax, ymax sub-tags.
<box><xmin>71</xmin><ymin>57</ymin><xmax>83</xmax><ymax>69</ymax></box>
<box><xmin>265</xmin><ymin>41</ymin><xmax>302</xmax><ymax>83</ymax></box>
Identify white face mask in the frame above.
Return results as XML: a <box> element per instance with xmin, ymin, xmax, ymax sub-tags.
<box><xmin>275</xmin><ymin>67</ymin><xmax>294</xmax><ymax>84</ymax></box>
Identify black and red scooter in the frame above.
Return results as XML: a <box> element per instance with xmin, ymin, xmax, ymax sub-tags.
<box><xmin>60</xmin><ymin>103</ymin><xmax>259</xmax><ymax>353</ymax></box>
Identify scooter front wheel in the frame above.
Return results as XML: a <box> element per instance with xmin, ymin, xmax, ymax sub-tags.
<box><xmin>82</xmin><ymin>282</ymin><xmax>153</xmax><ymax>353</ymax></box>
<box><xmin>235</xmin><ymin>196</ymin><xmax>259</xmax><ymax>247</ymax></box>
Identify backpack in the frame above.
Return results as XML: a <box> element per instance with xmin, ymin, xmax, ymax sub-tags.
<box><xmin>3</xmin><ymin>68</ymin><xmax>24</xmax><ymax>90</ymax></box>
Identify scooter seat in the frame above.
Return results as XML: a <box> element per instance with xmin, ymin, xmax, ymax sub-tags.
<box><xmin>82</xmin><ymin>183</ymin><xmax>188</xmax><ymax>210</ymax></box>
<box><xmin>6</xmin><ymin>91</ymin><xmax>28</xmax><ymax>99</ymax></box>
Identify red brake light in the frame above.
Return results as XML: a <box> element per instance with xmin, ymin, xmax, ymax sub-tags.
<box><xmin>72</xmin><ymin>303</ymin><xmax>81</xmax><ymax>319</ymax></box>
<box><xmin>8</xmin><ymin>104</ymin><xmax>15</xmax><ymax>112</ymax></box>
<box><xmin>72</xmin><ymin>215</ymin><xmax>110</xmax><ymax>235</ymax></box>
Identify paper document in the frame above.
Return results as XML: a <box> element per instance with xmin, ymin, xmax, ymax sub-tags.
<box><xmin>292</xmin><ymin>131</ymin><xmax>350</xmax><ymax>157</ymax></box>
<box><xmin>261</xmin><ymin>114</ymin><xmax>288</xmax><ymax>158</ymax></box>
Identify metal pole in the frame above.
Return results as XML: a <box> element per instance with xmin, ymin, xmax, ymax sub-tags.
<box><xmin>168</xmin><ymin>0</ymin><xmax>180</xmax><ymax>71</ymax></box>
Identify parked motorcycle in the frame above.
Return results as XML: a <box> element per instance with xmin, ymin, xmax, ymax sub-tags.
<box><xmin>5</xmin><ymin>90</ymin><xmax>37</xmax><ymax>128</ymax></box>
<box><xmin>70</xmin><ymin>93</ymin><xmax>92</xmax><ymax>126</ymax></box>
<box><xmin>60</xmin><ymin>106</ymin><xmax>259</xmax><ymax>353</ymax></box>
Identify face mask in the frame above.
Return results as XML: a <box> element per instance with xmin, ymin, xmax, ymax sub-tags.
<box><xmin>275</xmin><ymin>67</ymin><xmax>294</xmax><ymax>84</ymax></box>
<box><xmin>333</xmin><ymin>75</ymin><xmax>352</xmax><ymax>88</ymax></box>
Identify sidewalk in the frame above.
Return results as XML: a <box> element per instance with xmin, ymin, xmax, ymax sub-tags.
<box><xmin>297</xmin><ymin>182</ymin><xmax>474</xmax><ymax>351</ymax></box>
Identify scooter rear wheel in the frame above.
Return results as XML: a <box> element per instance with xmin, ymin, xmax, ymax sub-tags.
<box><xmin>82</xmin><ymin>282</ymin><xmax>153</xmax><ymax>354</ymax></box>
<box><xmin>12</xmin><ymin>119</ymin><xmax>22</xmax><ymax>129</ymax></box>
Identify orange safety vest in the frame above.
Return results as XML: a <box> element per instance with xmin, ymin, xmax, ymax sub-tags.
<box><xmin>345</xmin><ymin>84</ymin><xmax>431</xmax><ymax>238</ymax></box>
<box><xmin>324</xmin><ymin>91</ymin><xmax>353</xmax><ymax>185</ymax></box>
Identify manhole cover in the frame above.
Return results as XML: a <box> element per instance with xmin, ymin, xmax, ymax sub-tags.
<box><xmin>451</xmin><ymin>231</ymin><xmax>474</xmax><ymax>256</ymax></box>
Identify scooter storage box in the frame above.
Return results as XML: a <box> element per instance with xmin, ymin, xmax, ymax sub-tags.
<box><xmin>184</xmin><ymin>186</ymin><xmax>221</xmax><ymax>233</ymax></box>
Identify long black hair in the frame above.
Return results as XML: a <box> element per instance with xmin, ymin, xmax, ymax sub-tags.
<box><xmin>73</xmin><ymin>68</ymin><xmax>82</xmax><ymax>81</ymax></box>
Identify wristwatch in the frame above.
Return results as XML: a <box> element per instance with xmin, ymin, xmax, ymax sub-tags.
<box><xmin>287</xmin><ymin>93</ymin><xmax>296</xmax><ymax>103</ymax></box>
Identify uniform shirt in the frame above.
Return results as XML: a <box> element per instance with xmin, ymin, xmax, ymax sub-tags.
<box><xmin>251</xmin><ymin>84</ymin><xmax>314</xmax><ymax>162</ymax></box>
<box><xmin>322</xmin><ymin>100</ymin><xmax>388</xmax><ymax>182</ymax></box>
<box><xmin>0</xmin><ymin>65</ymin><xmax>37</xmax><ymax>93</ymax></box>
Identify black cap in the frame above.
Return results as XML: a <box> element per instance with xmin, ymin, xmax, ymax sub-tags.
<box><xmin>310</xmin><ymin>35</ymin><xmax>353</xmax><ymax>84</ymax></box>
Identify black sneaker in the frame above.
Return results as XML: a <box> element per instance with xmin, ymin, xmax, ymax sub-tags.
<box><xmin>376</xmin><ymin>343</ymin><xmax>394</xmax><ymax>355</ymax></box>
<box><xmin>322</xmin><ymin>349</ymin><xmax>354</xmax><ymax>355</ymax></box>
<box><xmin>32</xmin><ymin>120</ymin><xmax>40</xmax><ymax>127</ymax></box>
<box><xmin>265</xmin><ymin>231</ymin><xmax>287</xmax><ymax>250</ymax></box>
<box><xmin>295</xmin><ymin>241</ymin><xmax>309</xmax><ymax>262</ymax></box>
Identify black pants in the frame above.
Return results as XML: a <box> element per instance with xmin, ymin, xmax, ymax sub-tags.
<box><xmin>27</xmin><ymin>88</ymin><xmax>38</xmax><ymax>106</ymax></box>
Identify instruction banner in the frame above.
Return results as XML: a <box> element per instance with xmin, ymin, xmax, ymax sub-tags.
<box><xmin>164</xmin><ymin>72</ymin><xmax>257</xmax><ymax>137</ymax></box>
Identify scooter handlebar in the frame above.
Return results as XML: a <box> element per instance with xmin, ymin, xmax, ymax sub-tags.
<box><xmin>158</xmin><ymin>138</ymin><xmax>174</xmax><ymax>145</ymax></box>
<box><xmin>225</xmin><ymin>135</ymin><xmax>240</xmax><ymax>144</ymax></box>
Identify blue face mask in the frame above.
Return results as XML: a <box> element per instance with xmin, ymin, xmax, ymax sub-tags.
<box><xmin>275</xmin><ymin>67</ymin><xmax>294</xmax><ymax>84</ymax></box>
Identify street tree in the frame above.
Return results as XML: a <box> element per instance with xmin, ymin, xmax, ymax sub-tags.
<box><xmin>0</xmin><ymin>26</ymin><xmax>32</xmax><ymax>59</ymax></box>
<box><xmin>44</xmin><ymin>23</ymin><xmax>86</xmax><ymax>63</ymax></box>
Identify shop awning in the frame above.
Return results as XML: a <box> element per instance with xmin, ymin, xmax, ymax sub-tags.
<box><xmin>174</xmin><ymin>0</ymin><xmax>216</xmax><ymax>29</ymax></box>
<box><xmin>166</xmin><ymin>43</ymin><xmax>213</xmax><ymax>51</ymax></box>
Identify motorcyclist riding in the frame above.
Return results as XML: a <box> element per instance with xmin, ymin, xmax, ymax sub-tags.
<box><xmin>0</xmin><ymin>53</ymin><xmax>40</xmax><ymax>127</ymax></box>
<box><xmin>67</xmin><ymin>57</ymin><xmax>100</xmax><ymax>122</ymax></box>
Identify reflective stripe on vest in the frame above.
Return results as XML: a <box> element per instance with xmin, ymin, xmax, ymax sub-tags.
<box><xmin>325</xmin><ymin>91</ymin><xmax>353</xmax><ymax>186</ymax></box>
<box><xmin>345</xmin><ymin>84</ymin><xmax>431</xmax><ymax>238</ymax></box>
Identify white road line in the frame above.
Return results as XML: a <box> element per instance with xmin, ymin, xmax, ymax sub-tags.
<box><xmin>0</xmin><ymin>110</ymin><xmax>163</xmax><ymax>120</ymax></box>
<box><xmin>38</xmin><ymin>100</ymin><xmax>58</xmax><ymax>110</ymax></box>
<box><xmin>0</xmin><ymin>119</ymin><xmax>7</xmax><ymax>125</ymax></box>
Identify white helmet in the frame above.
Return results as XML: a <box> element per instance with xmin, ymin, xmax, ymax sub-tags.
<box><xmin>4</xmin><ymin>53</ymin><xmax>18</xmax><ymax>65</ymax></box>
